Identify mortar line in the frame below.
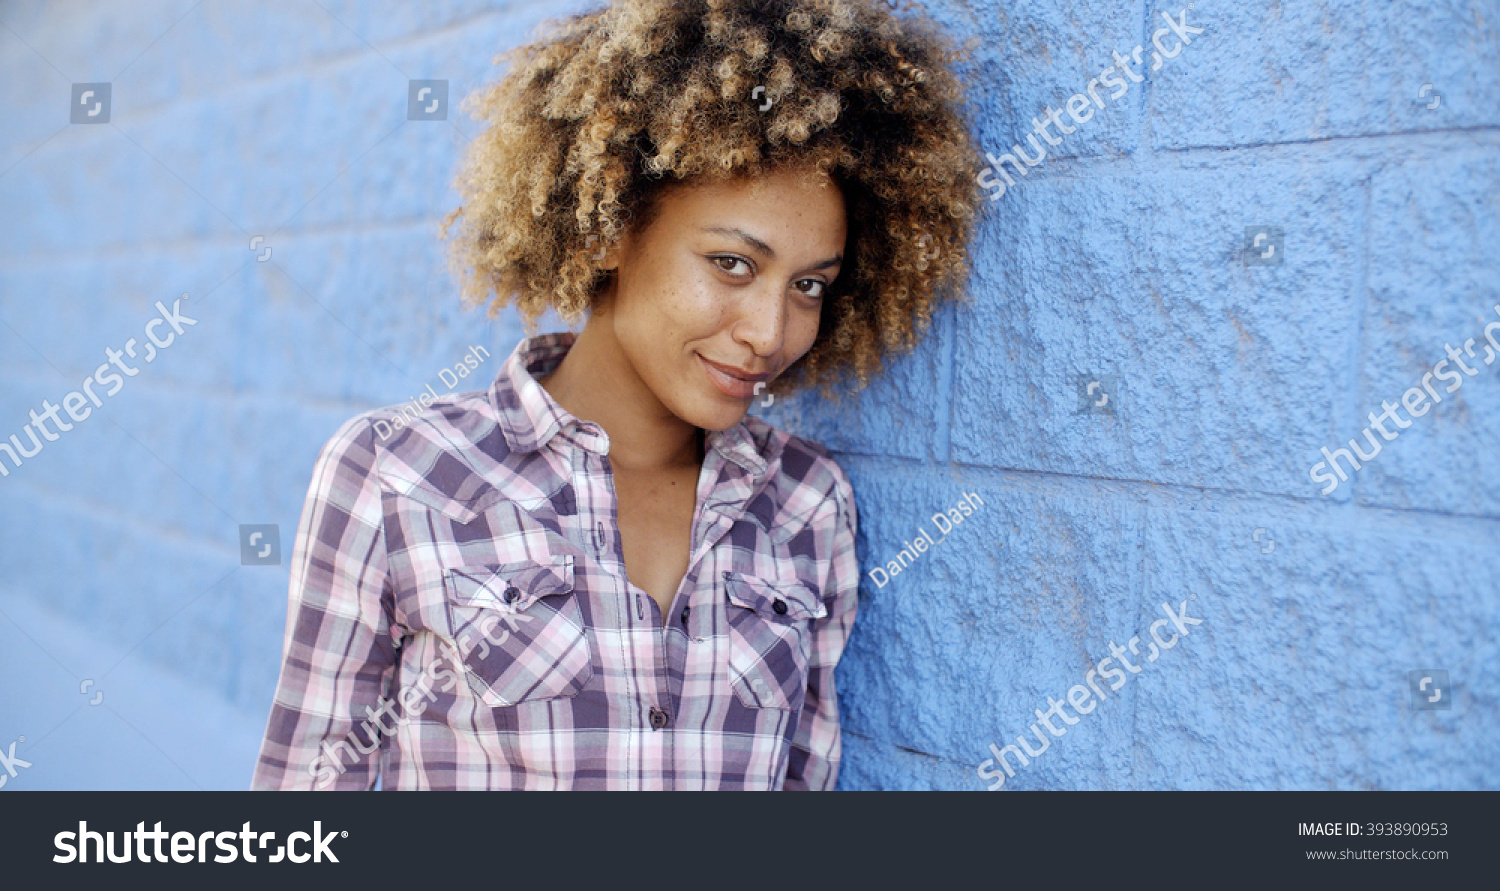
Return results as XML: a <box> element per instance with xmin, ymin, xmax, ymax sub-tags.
<box><xmin>1129</xmin><ymin>0</ymin><xmax>1151</xmax><ymax>793</ymax></box>
<box><xmin>834</xmin><ymin>453</ymin><xmax>1500</xmax><ymax>530</ymax></box>
<box><xmin>935</xmin><ymin>297</ymin><xmax>956</xmax><ymax>463</ymax></box>
<box><xmin>1345</xmin><ymin>171</ymin><xmax>1377</xmax><ymax>505</ymax></box>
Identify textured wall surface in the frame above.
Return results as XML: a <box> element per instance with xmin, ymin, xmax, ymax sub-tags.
<box><xmin>1</xmin><ymin>0</ymin><xmax>1496</xmax><ymax>790</ymax></box>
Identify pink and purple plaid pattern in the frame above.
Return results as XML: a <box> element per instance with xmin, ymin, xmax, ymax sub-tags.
<box><xmin>251</xmin><ymin>333</ymin><xmax>859</xmax><ymax>790</ymax></box>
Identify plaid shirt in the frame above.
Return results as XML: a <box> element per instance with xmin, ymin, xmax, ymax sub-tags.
<box><xmin>252</xmin><ymin>333</ymin><xmax>859</xmax><ymax>790</ymax></box>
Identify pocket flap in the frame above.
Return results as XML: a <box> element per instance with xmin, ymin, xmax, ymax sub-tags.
<box><xmin>724</xmin><ymin>572</ymin><xmax>826</xmax><ymax>620</ymax></box>
<box><xmin>446</xmin><ymin>556</ymin><xmax>575</xmax><ymax>612</ymax></box>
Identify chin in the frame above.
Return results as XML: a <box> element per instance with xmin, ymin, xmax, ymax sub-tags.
<box><xmin>665</xmin><ymin>383</ymin><xmax>751</xmax><ymax>433</ymax></box>
<box><xmin>680</xmin><ymin>397</ymin><xmax>750</xmax><ymax>433</ymax></box>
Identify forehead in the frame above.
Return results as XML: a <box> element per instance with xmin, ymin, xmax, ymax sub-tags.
<box><xmin>652</xmin><ymin>165</ymin><xmax>846</xmax><ymax>228</ymax></box>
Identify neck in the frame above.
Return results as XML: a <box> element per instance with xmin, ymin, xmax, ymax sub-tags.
<box><xmin>538</xmin><ymin>316</ymin><xmax>702</xmax><ymax>471</ymax></box>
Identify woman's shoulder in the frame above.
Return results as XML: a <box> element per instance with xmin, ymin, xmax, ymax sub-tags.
<box><xmin>319</xmin><ymin>385</ymin><xmax>497</xmax><ymax>455</ymax></box>
<box><xmin>307</xmin><ymin>386</ymin><xmax>508</xmax><ymax>515</ymax></box>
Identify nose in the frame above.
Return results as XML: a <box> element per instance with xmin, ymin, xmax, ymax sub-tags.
<box><xmin>730</xmin><ymin>281</ymin><xmax>786</xmax><ymax>361</ymax></box>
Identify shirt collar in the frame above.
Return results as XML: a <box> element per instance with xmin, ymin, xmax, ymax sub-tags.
<box><xmin>489</xmin><ymin>331</ymin><xmax>767</xmax><ymax>477</ymax></box>
<box><xmin>489</xmin><ymin>331</ymin><xmax>600</xmax><ymax>453</ymax></box>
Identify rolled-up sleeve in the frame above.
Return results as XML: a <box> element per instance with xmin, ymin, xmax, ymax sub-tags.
<box><xmin>781</xmin><ymin>463</ymin><xmax>859</xmax><ymax>791</ymax></box>
<box><xmin>251</xmin><ymin>416</ymin><xmax>397</xmax><ymax>790</ymax></box>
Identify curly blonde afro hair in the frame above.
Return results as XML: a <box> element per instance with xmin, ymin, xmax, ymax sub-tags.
<box><xmin>440</xmin><ymin>0</ymin><xmax>984</xmax><ymax>394</ymax></box>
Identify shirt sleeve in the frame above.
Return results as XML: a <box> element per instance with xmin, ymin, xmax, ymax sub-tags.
<box><xmin>251</xmin><ymin>416</ymin><xmax>399</xmax><ymax>790</ymax></box>
<box><xmin>781</xmin><ymin>463</ymin><xmax>859</xmax><ymax>791</ymax></box>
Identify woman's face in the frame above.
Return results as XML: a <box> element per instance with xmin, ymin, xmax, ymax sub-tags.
<box><xmin>599</xmin><ymin>164</ymin><xmax>847</xmax><ymax>432</ymax></box>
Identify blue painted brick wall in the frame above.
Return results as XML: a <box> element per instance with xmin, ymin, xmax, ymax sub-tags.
<box><xmin>1</xmin><ymin>0</ymin><xmax>1495</xmax><ymax>790</ymax></box>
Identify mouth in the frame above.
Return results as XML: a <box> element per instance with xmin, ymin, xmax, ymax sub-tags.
<box><xmin>697</xmin><ymin>353</ymin><xmax>769</xmax><ymax>400</ymax></box>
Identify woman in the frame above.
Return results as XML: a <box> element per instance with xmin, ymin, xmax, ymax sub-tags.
<box><xmin>252</xmin><ymin>0</ymin><xmax>980</xmax><ymax>790</ymax></box>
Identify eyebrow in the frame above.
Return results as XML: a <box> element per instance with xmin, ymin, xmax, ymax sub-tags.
<box><xmin>700</xmin><ymin>226</ymin><xmax>842</xmax><ymax>271</ymax></box>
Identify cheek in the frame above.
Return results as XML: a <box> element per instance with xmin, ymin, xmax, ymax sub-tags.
<box><xmin>621</xmin><ymin>262</ymin><xmax>725</xmax><ymax>335</ymax></box>
<box><xmin>642</xmin><ymin>282</ymin><xmax>729</xmax><ymax>348</ymax></box>
<box><xmin>614</xmin><ymin>279</ymin><xmax>727</xmax><ymax>382</ymax></box>
<box><xmin>782</xmin><ymin>304</ymin><xmax>823</xmax><ymax>365</ymax></box>
<box><xmin>665</xmin><ymin>272</ymin><xmax>733</xmax><ymax>333</ymax></box>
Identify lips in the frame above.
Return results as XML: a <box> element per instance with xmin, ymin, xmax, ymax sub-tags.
<box><xmin>697</xmin><ymin>354</ymin><xmax>769</xmax><ymax>400</ymax></box>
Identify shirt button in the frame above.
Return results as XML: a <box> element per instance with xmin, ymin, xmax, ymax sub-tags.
<box><xmin>722</xmin><ymin>571</ymin><xmax>733</xmax><ymax>581</ymax></box>
<box><xmin>772</xmin><ymin>597</ymin><xmax>788</xmax><ymax>615</ymax></box>
<box><xmin>680</xmin><ymin>606</ymin><xmax>690</xmax><ymax>624</ymax></box>
<box><xmin>648</xmin><ymin>707</ymin><xmax>669</xmax><ymax>730</ymax></box>
<box><xmin>503</xmin><ymin>586</ymin><xmax>522</xmax><ymax>604</ymax></box>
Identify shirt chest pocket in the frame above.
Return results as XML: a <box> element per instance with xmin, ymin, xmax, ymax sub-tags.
<box><xmin>444</xmin><ymin>556</ymin><xmax>594</xmax><ymax>707</ymax></box>
<box><xmin>722</xmin><ymin>572</ymin><xmax>827</xmax><ymax>712</ymax></box>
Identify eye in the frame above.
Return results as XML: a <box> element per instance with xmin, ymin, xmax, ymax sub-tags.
<box><xmin>710</xmin><ymin>255</ymin><xmax>752</xmax><ymax>276</ymax></box>
<box><xmin>795</xmin><ymin>279</ymin><xmax>827</xmax><ymax>299</ymax></box>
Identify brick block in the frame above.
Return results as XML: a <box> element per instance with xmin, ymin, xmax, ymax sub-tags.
<box><xmin>952</xmin><ymin>159</ymin><xmax>1365</xmax><ymax>497</ymax></box>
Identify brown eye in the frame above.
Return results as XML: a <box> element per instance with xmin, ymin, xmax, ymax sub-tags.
<box><xmin>711</xmin><ymin>255</ymin><xmax>751</xmax><ymax>275</ymax></box>
<box><xmin>797</xmin><ymin>279</ymin><xmax>827</xmax><ymax>299</ymax></box>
